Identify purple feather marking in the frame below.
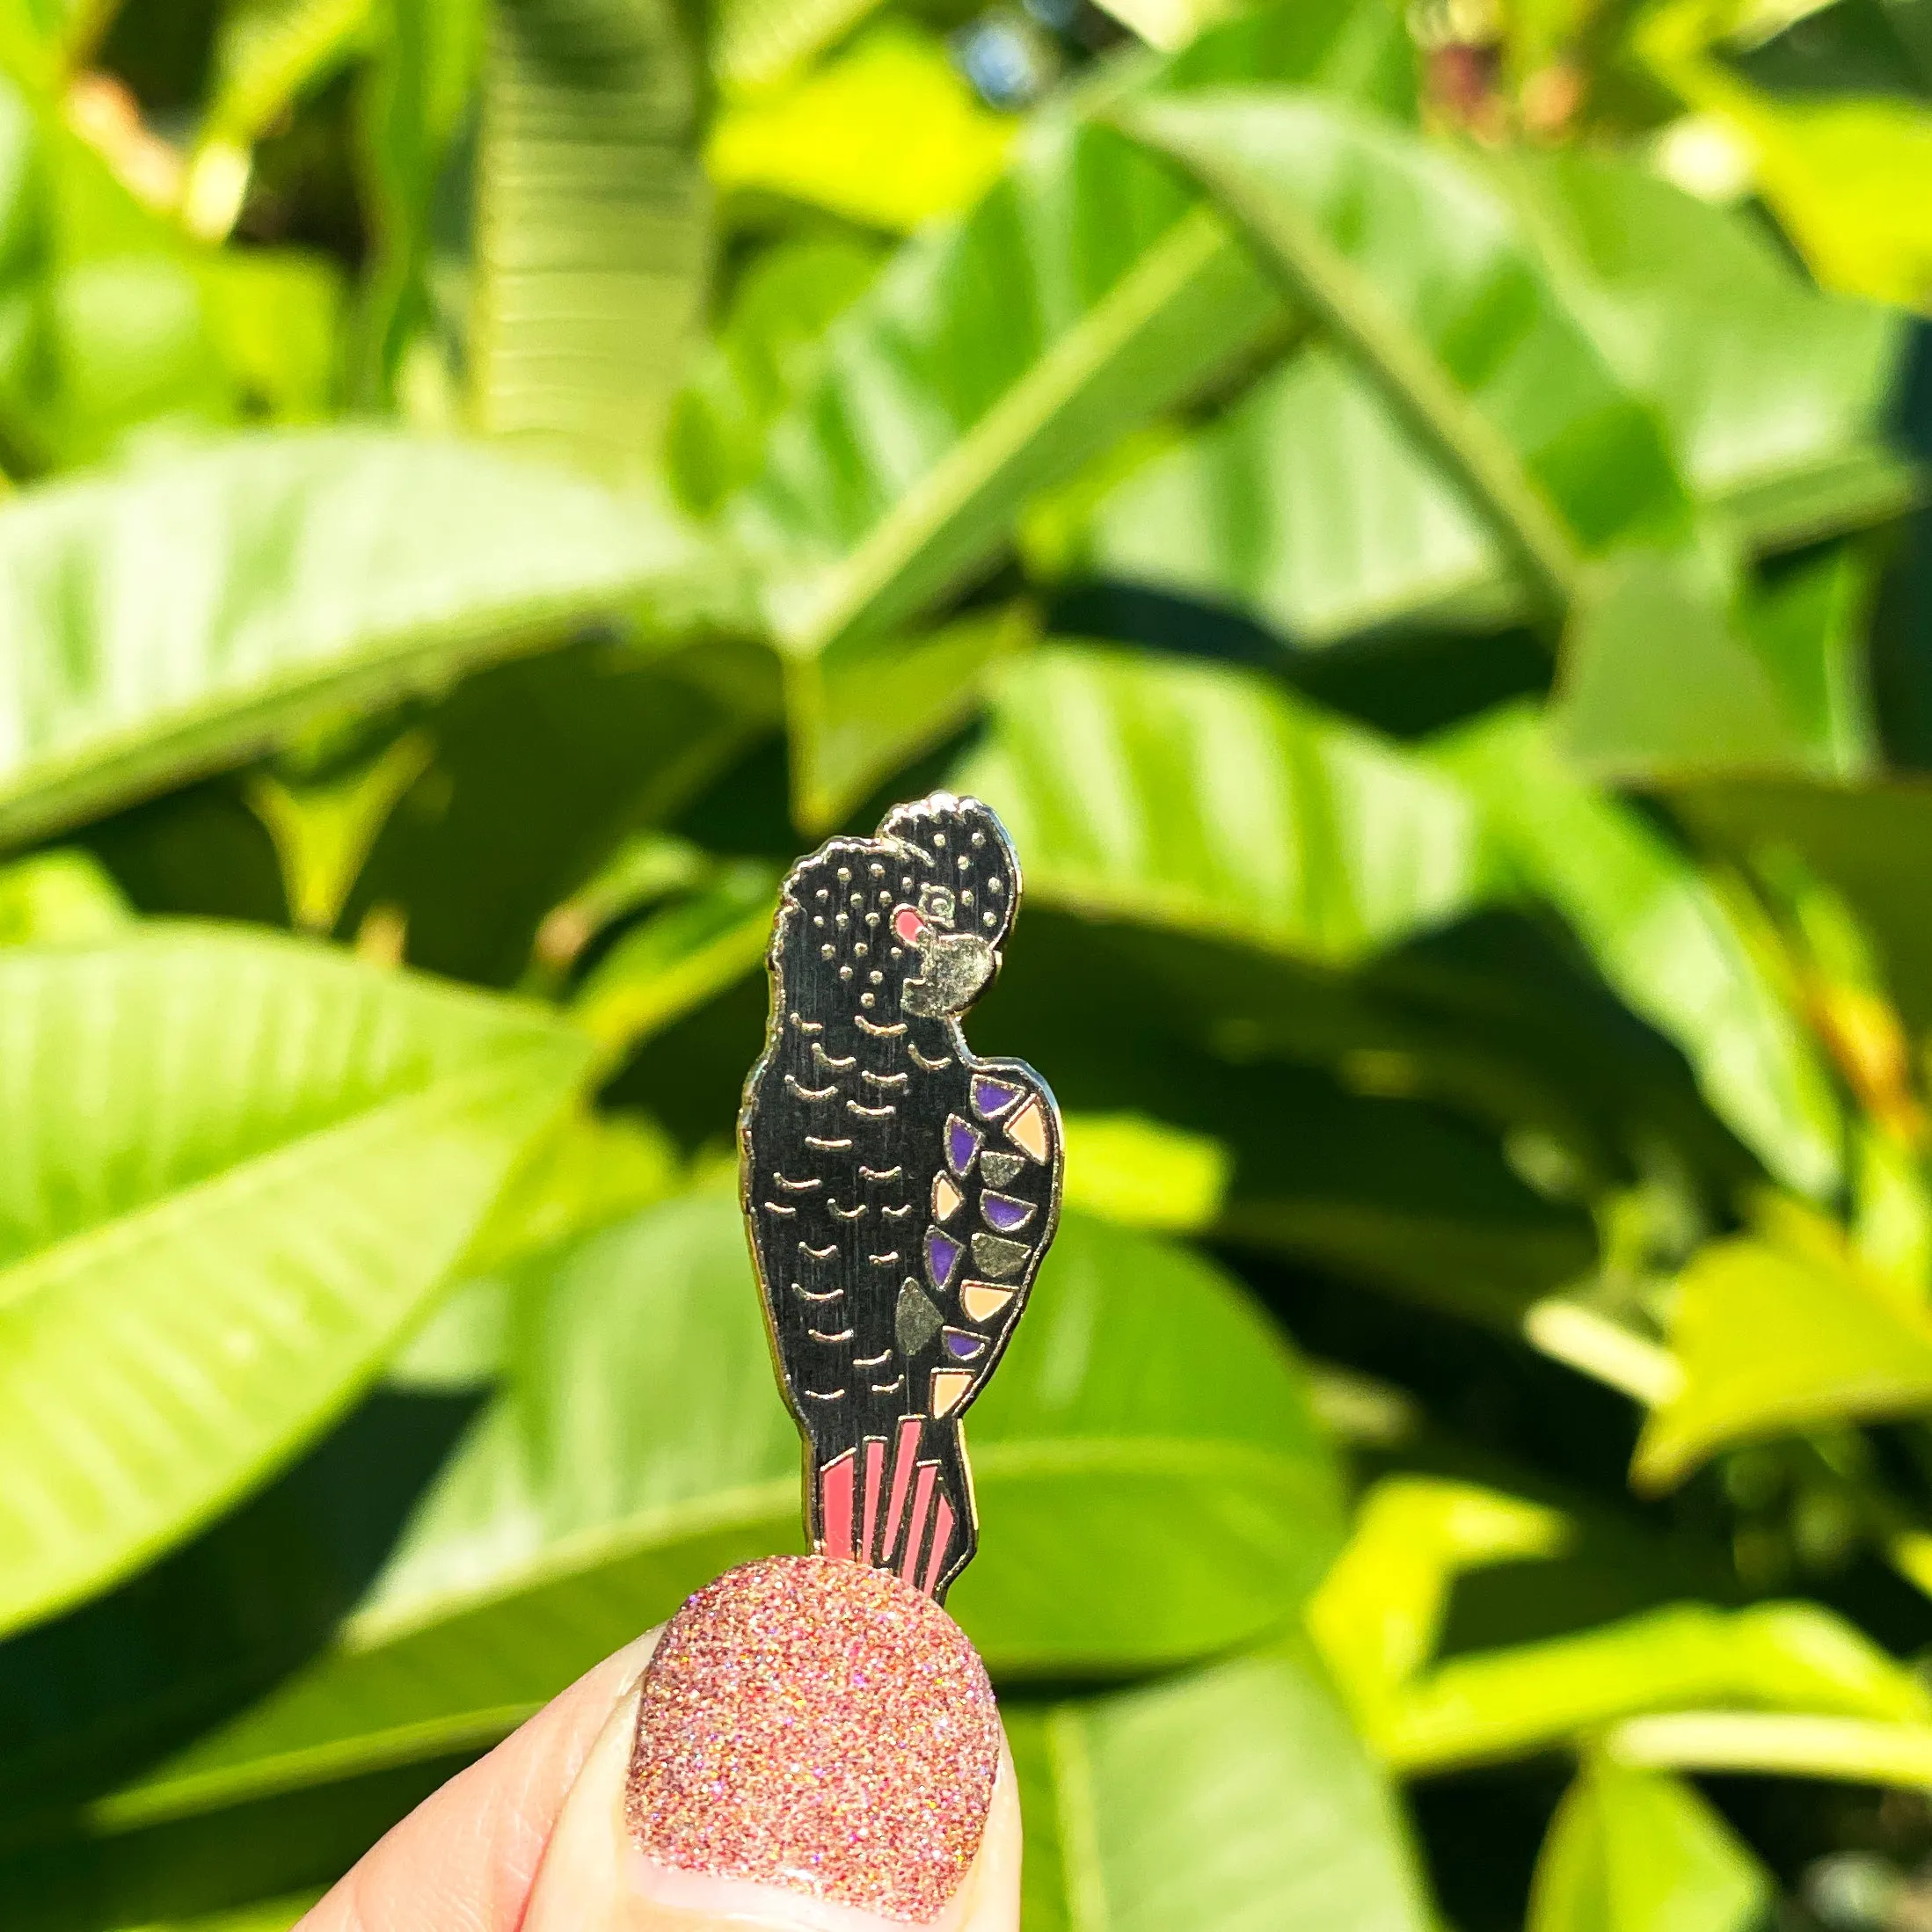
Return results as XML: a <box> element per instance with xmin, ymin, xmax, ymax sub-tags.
<box><xmin>945</xmin><ymin>1114</ymin><xmax>980</xmax><ymax>1177</ymax></box>
<box><xmin>926</xmin><ymin>1228</ymin><xmax>962</xmax><ymax>1291</ymax></box>
<box><xmin>970</xmin><ymin>1075</ymin><xmax>1023</xmax><ymax>1119</ymax></box>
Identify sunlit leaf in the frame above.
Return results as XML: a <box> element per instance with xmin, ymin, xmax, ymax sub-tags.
<box><xmin>1635</xmin><ymin>1199</ymin><xmax>1932</xmax><ymax>1491</ymax></box>
<box><xmin>1381</xmin><ymin>1597</ymin><xmax>1932</xmax><ymax>1772</ymax></box>
<box><xmin>955</xmin><ymin>643</ymin><xmax>1494</xmax><ymax>965</ymax></box>
<box><xmin>0</xmin><ymin>927</ymin><xmax>591</xmax><ymax>1635</ymax></box>
<box><xmin>1061</xmin><ymin>1111</ymin><xmax>1231</xmax><ymax>1231</ymax></box>
<box><xmin>0</xmin><ymin>846</ymin><xmax>129</xmax><ymax>942</ymax></box>
<box><xmin>1116</xmin><ymin>89</ymin><xmax>1695</xmax><ymax>623</ymax></box>
<box><xmin>730</xmin><ymin>0</ymin><xmax>1417</xmax><ymax>661</ymax></box>
<box><xmin>0</xmin><ymin>428</ymin><xmax>728</xmax><ymax>849</ymax></box>
<box><xmin>1011</xmin><ymin>1638</ymin><xmax>1433</xmax><ymax>1932</ymax></box>
<box><xmin>1309</xmin><ymin>1476</ymin><xmax>1569</xmax><ymax>1721</ymax></box>
<box><xmin>789</xmin><ymin>601</ymin><xmax>1034</xmax><ymax>833</ymax></box>
<box><xmin>1527</xmin><ymin>1758</ymin><xmax>1770</xmax><ymax>1932</ymax></box>
<box><xmin>568</xmin><ymin>858</ymin><xmax>780</xmax><ymax>1061</ymax></box>
<box><xmin>470</xmin><ymin>0</ymin><xmax>709</xmax><ymax>484</ymax></box>
<box><xmin>707</xmin><ymin>26</ymin><xmax>1016</xmax><ymax>233</ymax></box>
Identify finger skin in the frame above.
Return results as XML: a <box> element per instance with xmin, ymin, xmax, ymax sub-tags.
<box><xmin>523</xmin><ymin>1679</ymin><xmax>1021</xmax><ymax>1932</ymax></box>
<box><xmin>295</xmin><ymin>1629</ymin><xmax>661</xmax><ymax>1932</ymax></box>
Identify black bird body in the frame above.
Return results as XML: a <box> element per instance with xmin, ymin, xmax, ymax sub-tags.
<box><xmin>740</xmin><ymin>794</ymin><xmax>1061</xmax><ymax>1600</ymax></box>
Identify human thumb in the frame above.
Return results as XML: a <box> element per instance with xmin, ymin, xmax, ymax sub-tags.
<box><xmin>522</xmin><ymin>1554</ymin><xmax>1020</xmax><ymax>1932</ymax></box>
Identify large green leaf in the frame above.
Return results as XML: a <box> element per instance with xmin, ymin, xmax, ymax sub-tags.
<box><xmin>1527</xmin><ymin>1758</ymin><xmax>1771</xmax><ymax>1932</ymax></box>
<box><xmin>0</xmin><ymin>926</ymin><xmax>591</xmax><ymax>1636</ymax></box>
<box><xmin>1078</xmin><ymin>346</ymin><xmax>1523</xmax><ymax>646</ymax></box>
<box><xmin>1379</xmin><ymin>1598</ymin><xmax>1930</xmax><ymax>1773</ymax></box>
<box><xmin>0</xmin><ymin>429</ymin><xmax>726</xmax><ymax>850</ymax></box>
<box><xmin>726</xmin><ymin>0</ymin><xmax>1418</xmax><ymax>666</ymax></box>
<box><xmin>1010</xmin><ymin>1637</ymin><xmax>1433</xmax><ymax>1932</ymax></box>
<box><xmin>76</xmin><ymin>1199</ymin><xmax>1338</xmax><ymax>1833</ymax></box>
<box><xmin>1071</xmin><ymin>137</ymin><xmax>1906</xmax><ymax>661</ymax></box>
<box><xmin>1116</xmin><ymin>90</ymin><xmax>1695</xmax><ymax>623</ymax></box>
<box><xmin>952</xmin><ymin>643</ymin><xmax>1494</xmax><ymax>966</ymax></box>
<box><xmin>1485</xmin><ymin>147</ymin><xmax>1912</xmax><ymax>543</ymax></box>
<box><xmin>470</xmin><ymin>0</ymin><xmax>709</xmax><ymax>485</ymax></box>
<box><xmin>1434</xmin><ymin>705</ymin><xmax>1841</xmax><ymax>1198</ymax></box>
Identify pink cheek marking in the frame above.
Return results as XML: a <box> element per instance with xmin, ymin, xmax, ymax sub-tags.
<box><xmin>893</xmin><ymin>908</ymin><xmax>926</xmax><ymax>945</ymax></box>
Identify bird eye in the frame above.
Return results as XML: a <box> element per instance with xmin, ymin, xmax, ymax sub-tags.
<box><xmin>918</xmin><ymin>885</ymin><xmax>956</xmax><ymax>926</ymax></box>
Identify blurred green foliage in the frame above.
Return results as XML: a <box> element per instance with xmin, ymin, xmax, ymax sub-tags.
<box><xmin>0</xmin><ymin>0</ymin><xmax>1931</xmax><ymax>1928</ymax></box>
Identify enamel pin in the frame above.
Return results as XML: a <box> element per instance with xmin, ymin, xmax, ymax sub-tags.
<box><xmin>740</xmin><ymin>794</ymin><xmax>1063</xmax><ymax>1601</ymax></box>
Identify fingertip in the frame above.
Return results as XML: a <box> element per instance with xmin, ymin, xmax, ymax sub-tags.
<box><xmin>525</xmin><ymin>1557</ymin><xmax>1019</xmax><ymax>1932</ymax></box>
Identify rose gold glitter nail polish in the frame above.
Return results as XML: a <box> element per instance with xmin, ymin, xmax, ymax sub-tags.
<box><xmin>625</xmin><ymin>1554</ymin><xmax>1002</xmax><ymax>1925</ymax></box>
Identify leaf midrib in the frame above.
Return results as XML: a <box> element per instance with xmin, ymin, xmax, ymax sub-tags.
<box><xmin>775</xmin><ymin>203</ymin><xmax>1246</xmax><ymax>659</ymax></box>
<box><xmin>0</xmin><ymin>1032</ymin><xmax>580</xmax><ymax>1322</ymax></box>
<box><xmin>1117</xmin><ymin>97</ymin><xmax>1587</xmax><ymax>631</ymax></box>
<box><xmin>0</xmin><ymin>574</ymin><xmax>667</xmax><ymax>848</ymax></box>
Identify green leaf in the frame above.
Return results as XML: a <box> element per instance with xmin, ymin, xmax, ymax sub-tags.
<box><xmin>567</xmin><ymin>857</ymin><xmax>780</xmax><ymax>1063</ymax></box>
<box><xmin>1635</xmin><ymin>1199</ymin><xmax>1932</xmax><ymax>1492</ymax></box>
<box><xmin>1308</xmin><ymin>1476</ymin><xmax>1570</xmax><ymax>1721</ymax></box>
<box><xmin>1071</xmin><ymin>142</ymin><xmax>1905</xmax><ymax>654</ymax></box>
<box><xmin>0</xmin><ymin>845</ymin><xmax>130</xmax><ymax>942</ymax></box>
<box><xmin>705</xmin><ymin>26</ymin><xmax>1017</xmax><ymax>234</ymax></box>
<box><xmin>352</xmin><ymin>0</ymin><xmax>485</xmax><ymax>405</ymax></box>
<box><xmin>81</xmin><ymin>1199</ymin><xmax>1340</xmax><ymax>1827</ymax></box>
<box><xmin>953</xmin><ymin>643</ymin><xmax>1494</xmax><ymax>966</ymax></box>
<box><xmin>1557</xmin><ymin>542</ymin><xmax>1877</xmax><ymax>782</ymax></box>
<box><xmin>710</xmin><ymin>0</ymin><xmax>886</xmax><ymax>94</ymax></box>
<box><xmin>1381</xmin><ymin>1597</ymin><xmax>1931</xmax><ymax>1773</ymax></box>
<box><xmin>1061</xmin><ymin>1111</ymin><xmax>1231</xmax><ymax>1231</ymax></box>
<box><xmin>1010</xmin><ymin>1638</ymin><xmax>1433</xmax><ymax>1932</ymax></box>
<box><xmin>0</xmin><ymin>926</ymin><xmax>591</xmax><ymax>1636</ymax></box>
<box><xmin>198</xmin><ymin>247</ymin><xmax>346</xmax><ymax>423</ymax></box>
<box><xmin>470</xmin><ymin>0</ymin><xmax>708</xmax><ymax>486</ymax></box>
<box><xmin>0</xmin><ymin>428</ymin><xmax>726</xmax><ymax>850</ymax></box>
<box><xmin>1434</xmin><ymin>705</ymin><xmax>1842</xmax><ymax>1199</ymax></box>
<box><xmin>665</xmin><ymin>236</ymin><xmax>881</xmax><ymax>519</ymax></box>
<box><xmin>729</xmin><ymin>0</ymin><xmax>1418</xmax><ymax>661</ymax></box>
<box><xmin>1527</xmin><ymin>1759</ymin><xmax>1771</xmax><ymax>1932</ymax></box>
<box><xmin>1608</xmin><ymin>1710</ymin><xmax>1932</xmax><ymax>1791</ymax></box>
<box><xmin>1078</xmin><ymin>345</ymin><xmax>1523</xmax><ymax>646</ymax></box>
<box><xmin>1484</xmin><ymin>146</ymin><xmax>1912</xmax><ymax>543</ymax></box>
<box><xmin>788</xmin><ymin>600</ymin><xmax>1034</xmax><ymax>833</ymax></box>
<box><xmin>1116</xmin><ymin>89</ymin><xmax>1695</xmax><ymax>624</ymax></box>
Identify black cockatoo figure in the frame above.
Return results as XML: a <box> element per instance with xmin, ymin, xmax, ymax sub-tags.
<box><xmin>740</xmin><ymin>793</ymin><xmax>1061</xmax><ymax>1601</ymax></box>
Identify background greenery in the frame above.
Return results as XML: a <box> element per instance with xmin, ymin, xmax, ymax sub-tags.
<box><xmin>0</xmin><ymin>0</ymin><xmax>1929</xmax><ymax>1928</ymax></box>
